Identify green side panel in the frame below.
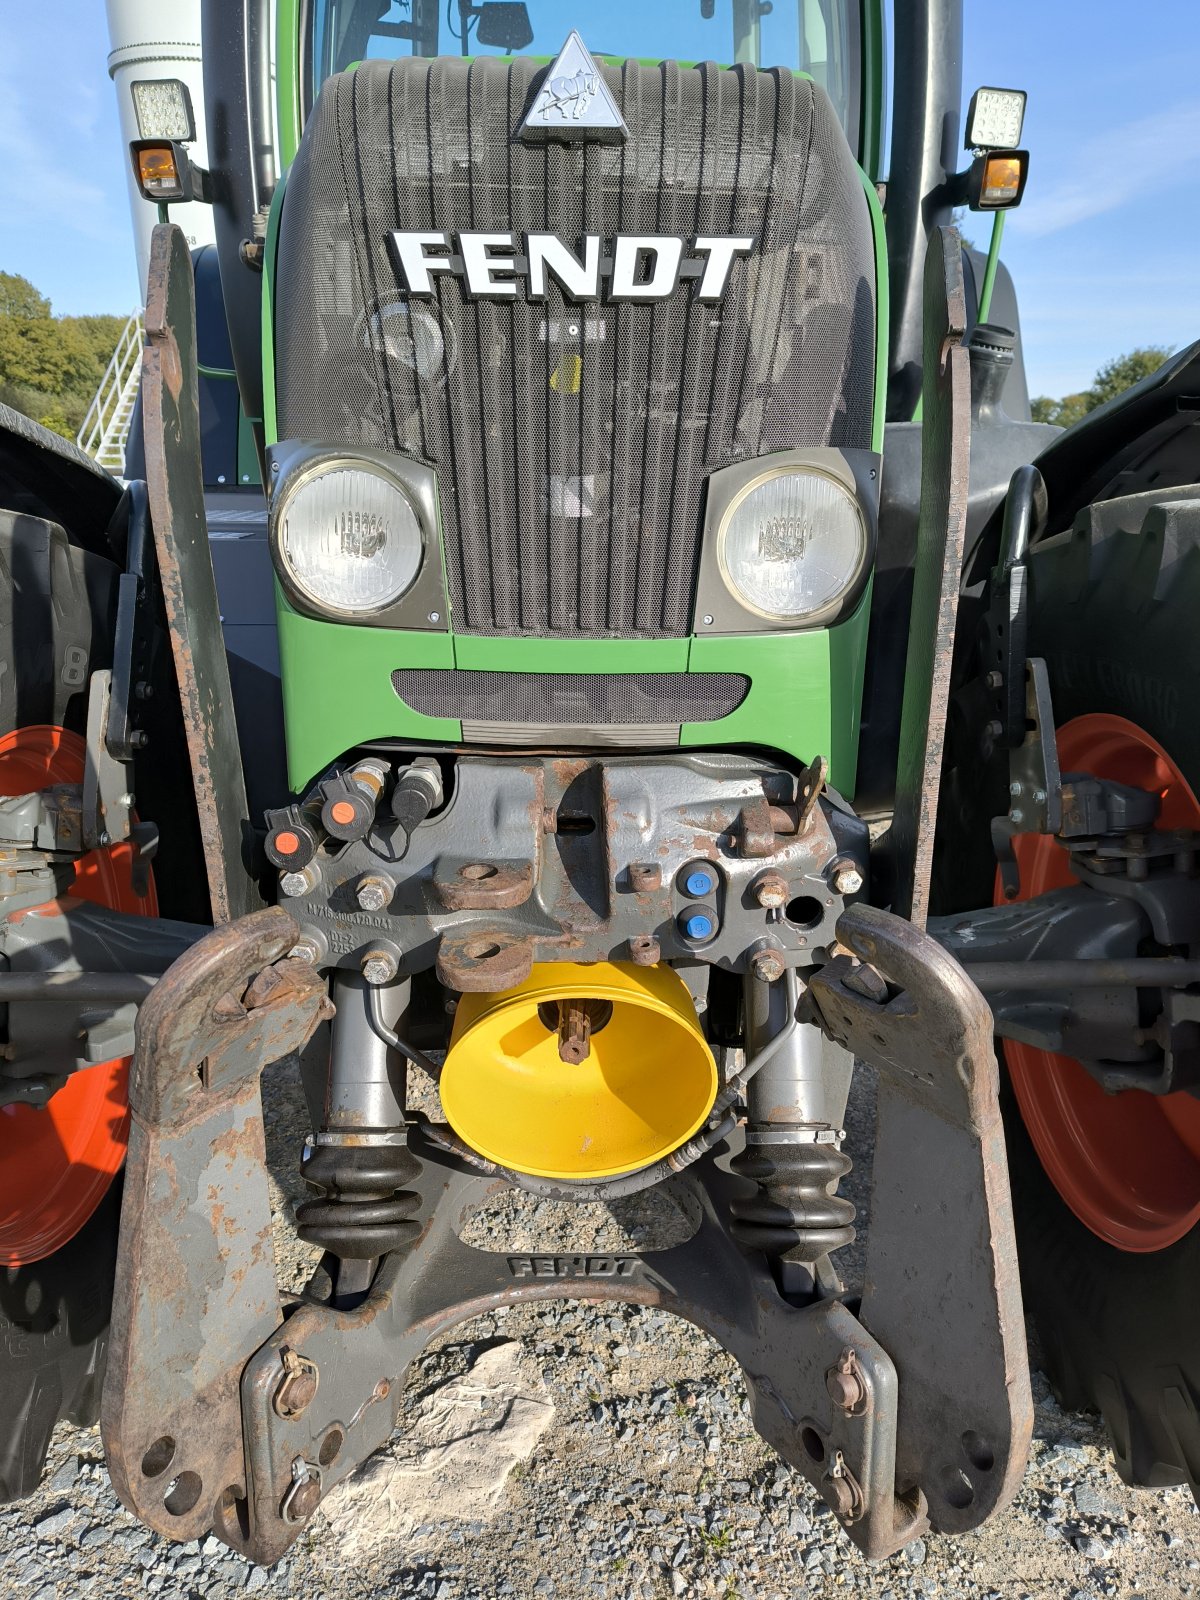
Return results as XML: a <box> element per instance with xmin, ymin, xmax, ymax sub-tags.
<box><xmin>261</xmin><ymin>170</ymin><xmax>287</xmax><ymax>446</ymax></box>
<box><xmin>280</xmin><ymin>612</ymin><xmax>867</xmax><ymax>794</ymax></box>
<box><xmin>827</xmin><ymin>579</ymin><xmax>872</xmax><ymax>796</ymax></box>
<box><xmin>859</xmin><ymin>0</ymin><xmax>887</xmax><ymax>181</ymax></box>
<box><xmin>685</xmin><ymin>594</ymin><xmax>871</xmax><ymax>795</ymax></box>
<box><xmin>453</xmin><ymin>635</ymin><xmax>689</xmax><ymax>672</ymax></box>
<box><xmin>861</xmin><ymin>169</ymin><xmax>888</xmax><ymax>454</ymax></box>
<box><xmin>277</xmin><ymin>3</ymin><xmax>303</xmax><ymax>170</ymax></box>
<box><xmin>277</xmin><ymin>596</ymin><xmax>460</xmax><ymax>789</ymax></box>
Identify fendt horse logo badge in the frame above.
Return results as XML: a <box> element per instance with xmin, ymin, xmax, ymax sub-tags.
<box><xmin>537</xmin><ymin>67</ymin><xmax>599</xmax><ymax>121</ymax></box>
<box><xmin>519</xmin><ymin>31</ymin><xmax>628</xmax><ymax>142</ymax></box>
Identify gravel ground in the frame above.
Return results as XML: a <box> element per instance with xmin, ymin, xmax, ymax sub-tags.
<box><xmin>4</xmin><ymin>1055</ymin><xmax>1198</xmax><ymax>1600</ymax></box>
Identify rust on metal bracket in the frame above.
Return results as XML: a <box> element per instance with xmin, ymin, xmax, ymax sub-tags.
<box><xmin>738</xmin><ymin>794</ymin><xmax>777</xmax><ymax>858</ymax></box>
<box><xmin>142</xmin><ymin>223</ymin><xmax>259</xmax><ymax>923</ymax></box>
<box><xmin>805</xmin><ymin>902</ymin><xmax>1033</xmax><ymax>1534</ymax></box>
<box><xmin>99</xmin><ymin>912</ymin><xmax>1028</xmax><ymax>1567</ymax></box>
<box><xmin>889</xmin><ymin>226</ymin><xmax>971</xmax><ymax>928</ymax></box>
<box><xmin>432</xmin><ymin>860</ymin><xmax>535</xmax><ymax>911</ymax></box>
<box><xmin>101</xmin><ymin>907</ymin><xmax>330</xmax><ymax>1549</ymax></box>
<box><xmin>435</xmin><ymin>931</ymin><xmax>535</xmax><ymax>991</ymax></box>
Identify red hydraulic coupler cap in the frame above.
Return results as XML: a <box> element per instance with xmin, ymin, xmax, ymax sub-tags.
<box><xmin>265</xmin><ymin>807</ymin><xmax>319</xmax><ymax>870</ymax></box>
<box><xmin>319</xmin><ymin>780</ymin><xmax>375</xmax><ymax>843</ymax></box>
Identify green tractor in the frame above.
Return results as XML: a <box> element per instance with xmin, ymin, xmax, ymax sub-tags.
<box><xmin>2</xmin><ymin>0</ymin><xmax>1196</xmax><ymax>1563</ymax></box>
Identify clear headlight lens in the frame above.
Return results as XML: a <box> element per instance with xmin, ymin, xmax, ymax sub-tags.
<box><xmin>276</xmin><ymin>465</ymin><xmax>423</xmax><ymax>615</ymax></box>
<box><xmin>718</xmin><ymin>469</ymin><xmax>867</xmax><ymax>621</ymax></box>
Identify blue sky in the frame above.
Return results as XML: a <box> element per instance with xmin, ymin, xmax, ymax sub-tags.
<box><xmin>1</xmin><ymin>1</ymin><xmax>1197</xmax><ymax>399</ymax></box>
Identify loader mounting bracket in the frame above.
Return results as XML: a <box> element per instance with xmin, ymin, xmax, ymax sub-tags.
<box><xmin>103</xmin><ymin>904</ymin><xmax>1030</xmax><ymax>1564</ymax></box>
<box><xmin>992</xmin><ymin>658</ymin><xmax>1162</xmax><ymax>899</ymax></box>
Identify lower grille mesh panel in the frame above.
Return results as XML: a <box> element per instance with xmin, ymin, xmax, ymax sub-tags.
<box><xmin>392</xmin><ymin>670</ymin><xmax>749</xmax><ymax>728</ymax></box>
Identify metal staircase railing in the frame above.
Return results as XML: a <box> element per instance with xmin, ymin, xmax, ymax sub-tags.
<box><xmin>76</xmin><ymin>309</ymin><xmax>144</xmax><ymax>475</ymax></box>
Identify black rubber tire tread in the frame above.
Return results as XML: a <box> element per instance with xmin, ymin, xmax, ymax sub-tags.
<box><xmin>0</xmin><ymin>509</ymin><xmax>122</xmax><ymax>1503</ymax></box>
<box><xmin>0</xmin><ymin>1185</ymin><xmax>121</xmax><ymax>1499</ymax></box>
<box><xmin>0</xmin><ymin>511</ymin><xmax>118</xmax><ymax>737</ymax></box>
<box><xmin>941</xmin><ymin>485</ymin><xmax>1200</xmax><ymax>1499</ymax></box>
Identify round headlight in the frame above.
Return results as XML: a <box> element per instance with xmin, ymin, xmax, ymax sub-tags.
<box><xmin>276</xmin><ymin>465</ymin><xmax>423</xmax><ymax>616</ymax></box>
<box><xmin>718</xmin><ymin>469</ymin><xmax>867</xmax><ymax>621</ymax></box>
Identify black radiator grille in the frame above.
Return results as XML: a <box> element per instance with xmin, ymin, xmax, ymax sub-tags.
<box><xmin>277</xmin><ymin>57</ymin><xmax>875</xmax><ymax>637</ymax></box>
<box><xmin>392</xmin><ymin>669</ymin><xmax>749</xmax><ymax>728</ymax></box>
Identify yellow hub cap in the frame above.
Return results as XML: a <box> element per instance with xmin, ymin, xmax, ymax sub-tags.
<box><xmin>442</xmin><ymin>962</ymin><xmax>718</xmax><ymax>1180</ymax></box>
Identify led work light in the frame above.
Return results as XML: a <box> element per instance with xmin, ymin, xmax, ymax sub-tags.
<box><xmin>965</xmin><ymin>87</ymin><xmax>1026</xmax><ymax>151</ymax></box>
<box><xmin>272</xmin><ymin>462</ymin><xmax>425</xmax><ymax>617</ymax></box>
<box><xmin>131</xmin><ymin>79</ymin><xmax>197</xmax><ymax>143</ymax></box>
<box><xmin>717</xmin><ymin>468</ymin><xmax>868</xmax><ymax>622</ymax></box>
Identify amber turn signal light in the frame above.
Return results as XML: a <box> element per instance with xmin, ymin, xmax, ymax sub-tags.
<box><xmin>966</xmin><ymin>148</ymin><xmax>1029</xmax><ymax>211</ymax></box>
<box><xmin>130</xmin><ymin>139</ymin><xmax>195</xmax><ymax>204</ymax></box>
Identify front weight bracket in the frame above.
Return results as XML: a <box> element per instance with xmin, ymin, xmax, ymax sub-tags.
<box><xmin>805</xmin><ymin>902</ymin><xmax>1033</xmax><ymax>1532</ymax></box>
<box><xmin>103</xmin><ymin>901</ymin><xmax>1029</xmax><ymax>1563</ymax></box>
<box><xmin>101</xmin><ymin>907</ymin><xmax>332</xmax><ymax>1549</ymax></box>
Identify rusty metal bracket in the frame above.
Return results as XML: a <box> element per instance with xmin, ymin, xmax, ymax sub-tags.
<box><xmin>805</xmin><ymin>902</ymin><xmax>1033</xmax><ymax>1533</ymax></box>
<box><xmin>101</xmin><ymin>906</ymin><xmax>331</xmax><ymax>1545</ymax></box>
<box><xmin>890</xmin><ymin>226</ymin><xmax>972</xmax><ymax>928</ymax></box>
<box><xmin>104</xmin><ymin>900</ymin><xmax>1030</xmax><ymax>1565</ymax></box>
<box><xmin>100</xmin><ymin>907</ymin><xmax>939</xmax><ymax>1565</ymax></box>
<box><xmin>142</xmin><ymin>223</ymin><xmax>259</xmax><ymax>922</ymax></box>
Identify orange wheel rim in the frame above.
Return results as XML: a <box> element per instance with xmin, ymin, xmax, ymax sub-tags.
<box><xmin>0</xmin><ymin>727</ymin><xmax>157</xmax><ymax>1266</ymax></box>
<box><xmin>1000</xmin><ymin>714</ymin><xmax>1200</xmax><ymax>1253</ymax></box>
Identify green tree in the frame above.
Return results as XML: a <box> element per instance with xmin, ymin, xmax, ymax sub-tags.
<box><xmin>0</xmin><ymin>273</ymin><xmax>129</xmax><ymax>441</ymax></box>
<box><xmin>1032</xmin><ymin>346</ymin><xmax>1173</xmax><ymax>429</ymax></box>
<box><xmin>0</xmin><ymin>272</ymin><xmax>51</xmax><ymax>321</ymax></box>
<box><xmin>0</xmin><ymin>315</ymin><xmax>97</xmax><ymax>394</ymax></box>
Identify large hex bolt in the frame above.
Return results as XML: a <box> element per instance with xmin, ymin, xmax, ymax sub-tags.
<box><xmin>750</xmin><ymin>948</ymin><xmax>786</xmax><ymax>984</ymax></box>
<box><xmin>361</xmin><ymin>947</ymin><xmax>400</xmax><ymax>987</ymax></box>
<box><xmin>273</xmin><ymin>1348</ymin><xmax>319</xmax><ymax>1420</ymax></box>
<box><xmin>290</xmin><ymin>934</ymin><xmax>327</xmax><ymax>967</ymax></box>
<box><xmin>279</xmin><ymin>863</ymin><xmax>320</xmax><ymax>898</ymax></box>
<box><xmin>356</xmin><ymin>874</ymin><xmax>394</xmax><ymax>913</ymax></box>
<box><xmin>753</xmin><ymin>872</ymin><xmax>789</xmax><ymax>910</ymax></box>
<box><xmin>830</xmin><ymin>859</ymin><xmax>864</xmax><ymax>897</ymax></box>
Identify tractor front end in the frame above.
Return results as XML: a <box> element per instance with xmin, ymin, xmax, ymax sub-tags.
<box><xmin>4</xmin><ymin>0</ymin><xmax>1196</xmax><ymax>1572</ymax></box>
<box><xmin>87</xmin><ymin>9</ymin><xmax>1036</xmax><ymax>1559</ymax></box>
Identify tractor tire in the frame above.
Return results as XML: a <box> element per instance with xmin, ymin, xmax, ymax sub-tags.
<box><xmin>941</xmin><ymin>488</ymin><xmax>1200</xmax><ymax>1499</ymax></box>
<box><xmin>0</xmin><ymin>511</ymin><xmax>130</xmax><ymax>1501</ymax></box>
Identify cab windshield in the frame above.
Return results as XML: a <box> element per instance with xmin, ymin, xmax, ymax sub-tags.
<box><xmin>304</xmin><ymin>0</ymin><xmax>861</xmax><ymax>148</ymax></box>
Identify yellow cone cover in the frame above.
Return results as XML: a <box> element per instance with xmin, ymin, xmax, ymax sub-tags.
<box><xmin>443</xmin><ymin>962</ymin><xmax>718</xmax><ymax>1180</ymax></box>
